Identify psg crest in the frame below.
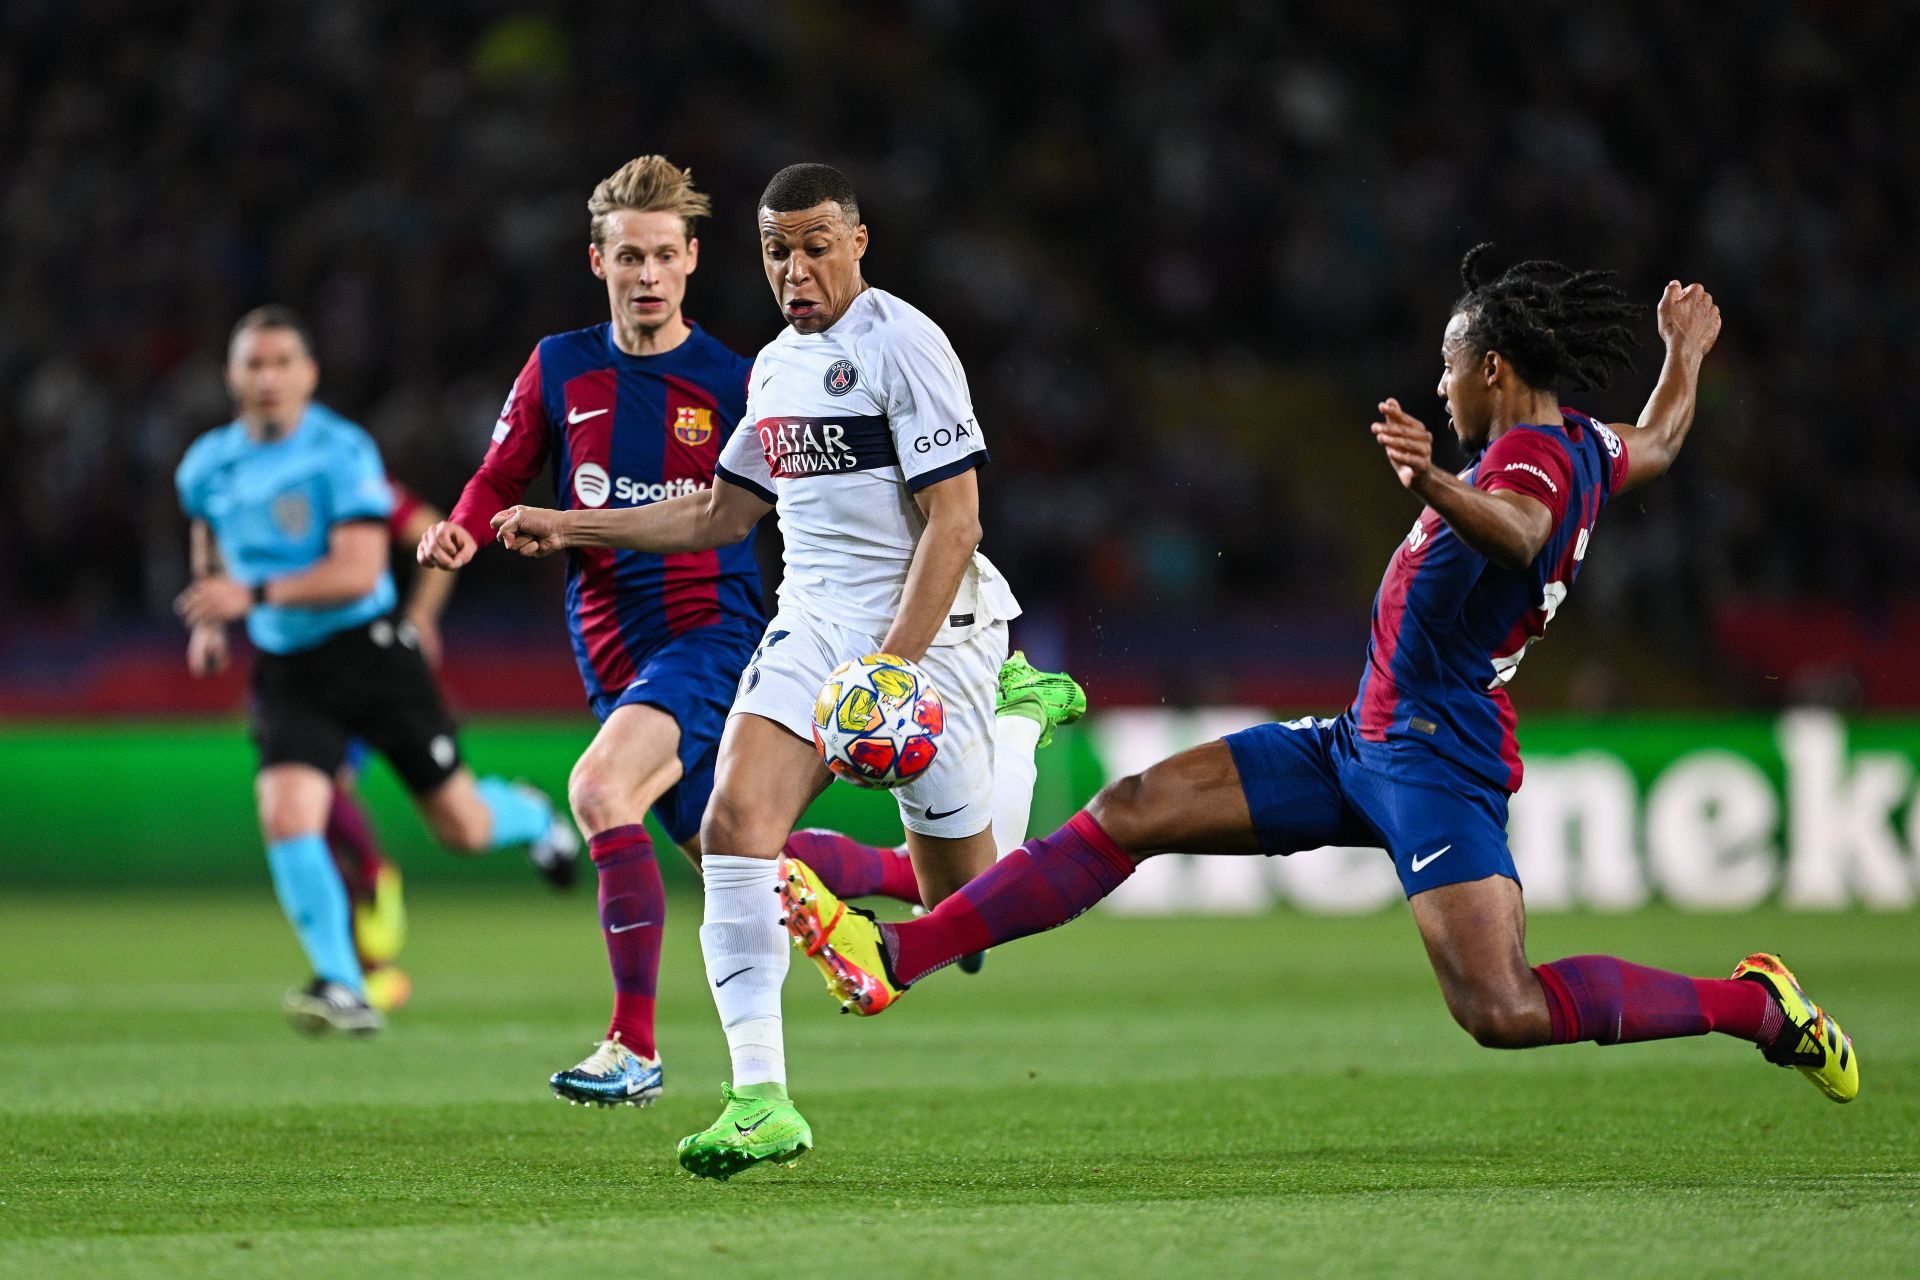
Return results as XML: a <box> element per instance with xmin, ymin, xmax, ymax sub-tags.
<box><xmin>823</xmin><ymin>358</ymin><xmax>859</xmax><ymax>397</ymax></box>
<box><xmin>674</xmin><ymin>406</ymin><xmax>714</xmax><ymax>446</ymax></box>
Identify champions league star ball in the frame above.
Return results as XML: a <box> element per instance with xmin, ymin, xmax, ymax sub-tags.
<box><xmin>811</xmin><ymin>653</ymin><xmax>945</xmax><ymax>789</ymax></box>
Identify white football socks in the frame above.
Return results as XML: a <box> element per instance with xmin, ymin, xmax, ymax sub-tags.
<box><xmin>698</xmin><ymin>854</ymin><xmax>789</xmax><ymax>1087</ymax></box>
<box><xmin>694</xmin><ymin>711</ymin><xmax>1045</xmax><ymax>1090</ymax></box>
<box><xmin>991</xmin><ymin>712</ymin><xmax>1043</xmax><ymax>858</ymax></box>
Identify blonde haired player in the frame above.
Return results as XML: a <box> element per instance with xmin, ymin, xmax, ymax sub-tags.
<box><xmin>494</xmin><ymin>162</ymin><xmax>1074</xmax><ymax>1176</ymax></box>
<box><xmin>420</xmin><ymin>155</ymin><xmax>765</xmax><ymax>1106</ymax></box>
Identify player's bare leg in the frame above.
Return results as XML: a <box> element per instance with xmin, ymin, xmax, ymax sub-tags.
<box><xmin>1411</xmin><ymin>873</ymin><xmax>1781</xmax><ymax>1052</ymax></box>
<box><xmin>677</xmin><ymin>713</ymin><xmax>827</xmax><ymax>1177</ymax></box>
<box><xmin>414</xmin><ymin>767</ymin><xmax>577</xmax><ymax>884</ymax></box>
<box><xmin>416</xmin><ymin>772</ymin><xmax>491</xmax><ymax>849</ymax></box>
<box><xmin>1407</xmin><ymin>878</ymin><xmax>1551</xmax><ymax>1047</ymax></box>
<box><xmin>1410</xmin><ymin>875</ymin><xmax>1857</xmax><ymax>1098</ymax></box>
<box><xmin>783</xmin><ymin>741</ymin><xmax>1261</xmax><ymax>1008</ymax></box>
<box><xmin>1084</xmin><ymin>741</ymin><xmax>1266</xmax><ymax>856</ymax></box>
<box><xmin>893</xmin><ymin>741</ymin><xmax>1262</xmax><ymax>981</ymax></box>
<box><xmin>897</xmin><ymin>824</ymin><xmax>998</xmax><ymax>976</ymax></box>
<box><xmin>902</xmin><ymin>826</ymin><xmax>997</xmax><ymax>905</ymax></box>
<box><xmin>257</xmin><ymin>764</ymin><xmax>381</xmax><ymax>1034</ymax></box>
<box><xmin>568</xmin><ymin>703</ymin><xmax>684</xmax><ymax>841</ymax></box>
<box><xmin>550</xmin><ymin>703</ymin><xmax>684</xmax><ymax>1106</ymax></box>
<box><xmin>258</xmin><ymin>764</ymin><xmax>335</xmax><ymax>845</ymax></box>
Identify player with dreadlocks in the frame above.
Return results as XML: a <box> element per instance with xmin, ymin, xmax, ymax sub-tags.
<box><xmin>784</xmin><ymin>247</ymin><xmax>1863</xmax><ymax>1106</ymax></box>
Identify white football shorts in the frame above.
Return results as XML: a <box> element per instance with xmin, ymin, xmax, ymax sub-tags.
<box><xmin>729</xmin><ymin>607</ymin><xmax>1007</xmax><ymax>840</ymax></box>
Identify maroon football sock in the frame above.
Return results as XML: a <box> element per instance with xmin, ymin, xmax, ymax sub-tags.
<box><xmin>884</xmin><ymin>811</ymin><xmax>1135</xmax><ymax>985</ymax></box>
<box><xmin>591</xmin><ymin>825</ymin><xmax>664</xmax><ymax>1058</ymax></box>
<box><xmin>325</xmin><ymin>787</ymin><xmax>389</xmax><ymax>904</ymax></box>
<box><xmin>1534</xmin><ymin>955</ymin><xmax>1781</xmax><ymax>1046</ymax></box>
<box><xmin>784</xmin><ymin>828</ymin><xmax>922</xmax><ymax>905</ymax></box>
<box><xmin>609</xmin><ymin>992</ymin><xmax>657</xmax><ymax>1057</ymax></box>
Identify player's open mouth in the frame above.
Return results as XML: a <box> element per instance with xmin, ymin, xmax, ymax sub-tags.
<box><xmin>786</xmin><ymin>299</ymin><xmax>820</xmax><ymax>317</ymax></box>
<box><xmin>631</xmin><ymin>296</ymin><xmax>666</xmax><ymax>310</ymax></box>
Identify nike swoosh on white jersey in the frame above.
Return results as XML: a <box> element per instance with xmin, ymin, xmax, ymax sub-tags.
<box><xmin>1409</xmin><ymin>844</ymin><xmax>1452</xmax><ymax>872</ymax></box>
<box><xmin>567</xmin><ymin>407</ymin><xmax>609</xmax><ymax>424</ymax></box>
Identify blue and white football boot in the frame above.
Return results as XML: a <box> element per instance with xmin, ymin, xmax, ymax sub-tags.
<box><xmin>549</xmin><ymin>1033</ymin><xmax>664</xmax><ymax>1107</ymax></box>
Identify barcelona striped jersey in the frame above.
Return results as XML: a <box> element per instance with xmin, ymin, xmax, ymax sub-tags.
<box><xmin>1347</xmin><ymin>408</ymin><xmax>1631</xmax><ymax>791</ymax></box>
<box><xmin>449</xmin><ymin>322</ymin><xmax>761</xmax><ymax>708</ymax></box>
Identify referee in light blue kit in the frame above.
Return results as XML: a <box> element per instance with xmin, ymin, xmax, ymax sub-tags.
<box><xmin>174</xmin><ymin>306</ymin><xmax>577</xmax><ymax>1036</ymax></box>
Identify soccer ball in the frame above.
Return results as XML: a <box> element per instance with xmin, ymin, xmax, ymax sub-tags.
<box><xmin>811</xmin><ymin>652</ymin><xmax>945</xmax><ymax>789</ymax></box>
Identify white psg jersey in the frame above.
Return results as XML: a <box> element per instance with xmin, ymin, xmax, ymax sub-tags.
<box><xmin>717</xmin><ymin>287</ymin><xmax>1019</xmax><ymax>646</ymax></box>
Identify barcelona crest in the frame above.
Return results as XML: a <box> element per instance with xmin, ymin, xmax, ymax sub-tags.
<box><xmin>673</xmin><ymin>405</ymin><xmax>714</xmax><ymax>446</ymax></box>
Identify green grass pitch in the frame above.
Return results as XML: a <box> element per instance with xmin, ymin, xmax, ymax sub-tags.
<box><xmin>3</xmin><ymin>888</ymin><xmax>1914</xmax><ymax>1278</ymax></box>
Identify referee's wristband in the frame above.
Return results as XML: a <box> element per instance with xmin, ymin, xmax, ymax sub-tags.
<box><xmin>250</xmin><ymin>583</ymin><xmax>268</xmax><ymax>607</ymax></box>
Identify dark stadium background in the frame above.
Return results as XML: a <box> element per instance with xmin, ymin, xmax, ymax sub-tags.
<box><xmin>1</xmin><ymin>0</ymin><xmax>1915</xmax><ymax>888</ymax></box>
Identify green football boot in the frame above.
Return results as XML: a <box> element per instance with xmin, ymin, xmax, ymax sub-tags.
<box><xmin>996</xmin><ymin>651</ymin><xmax>1086</xmax><ymax>749</ymax></box>
<box><xmin>676</xmin><ymin>1082</ymin><xmax>813</xmax><ymax>1180</ymax></box>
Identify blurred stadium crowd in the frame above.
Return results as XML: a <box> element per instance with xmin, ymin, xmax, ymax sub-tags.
<box><xmin>2</xmin><ymin>0</ymin><xmax>1913</xmax><ymax>708</ymax></box>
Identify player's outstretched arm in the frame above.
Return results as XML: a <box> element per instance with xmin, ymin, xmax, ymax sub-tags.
<box><xmin>493</xmin><ymin>476</ymin><xmax>771</xmax><ymax>558</ymax></box>
<box><xmin>880</xmin><ymin>468</ymin><xmax>983</xmax><ymax>663</ymax></box>
<box><xmin>1371</xmin><ymin>399</ymin><xmax>1553</xmax><ymax>571</ymax></box>
<box><xmin>1612</xmin><ymin>281</ymin><xmax>1721</xmax><ymax>496</ymax></box>
<box><xmin>428</xmin><ymin>348</ymin><xmax>556</xmax><ymax>567</ymax></box>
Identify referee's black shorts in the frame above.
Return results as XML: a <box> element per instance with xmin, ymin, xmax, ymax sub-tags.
<box><xmin>248</xmin><ymin>616</ymin><xmax>463</xmax><ymax>794</ymax></box>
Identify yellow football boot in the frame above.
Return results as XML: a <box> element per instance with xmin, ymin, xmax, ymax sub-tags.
<box><xmin>777</xmin><ymin>856</ymin><xmax>906</xmax><ymax>1016</ymax></box>
<box><xmin>1733</xmin><ymin>953</ymin><xmax>1858</xmax><ymax>1103</ymax></box>
<box><xmin>353</xmin><ymin>865</ymin><xmax>407</xmax><ymax>968</ymax></box>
